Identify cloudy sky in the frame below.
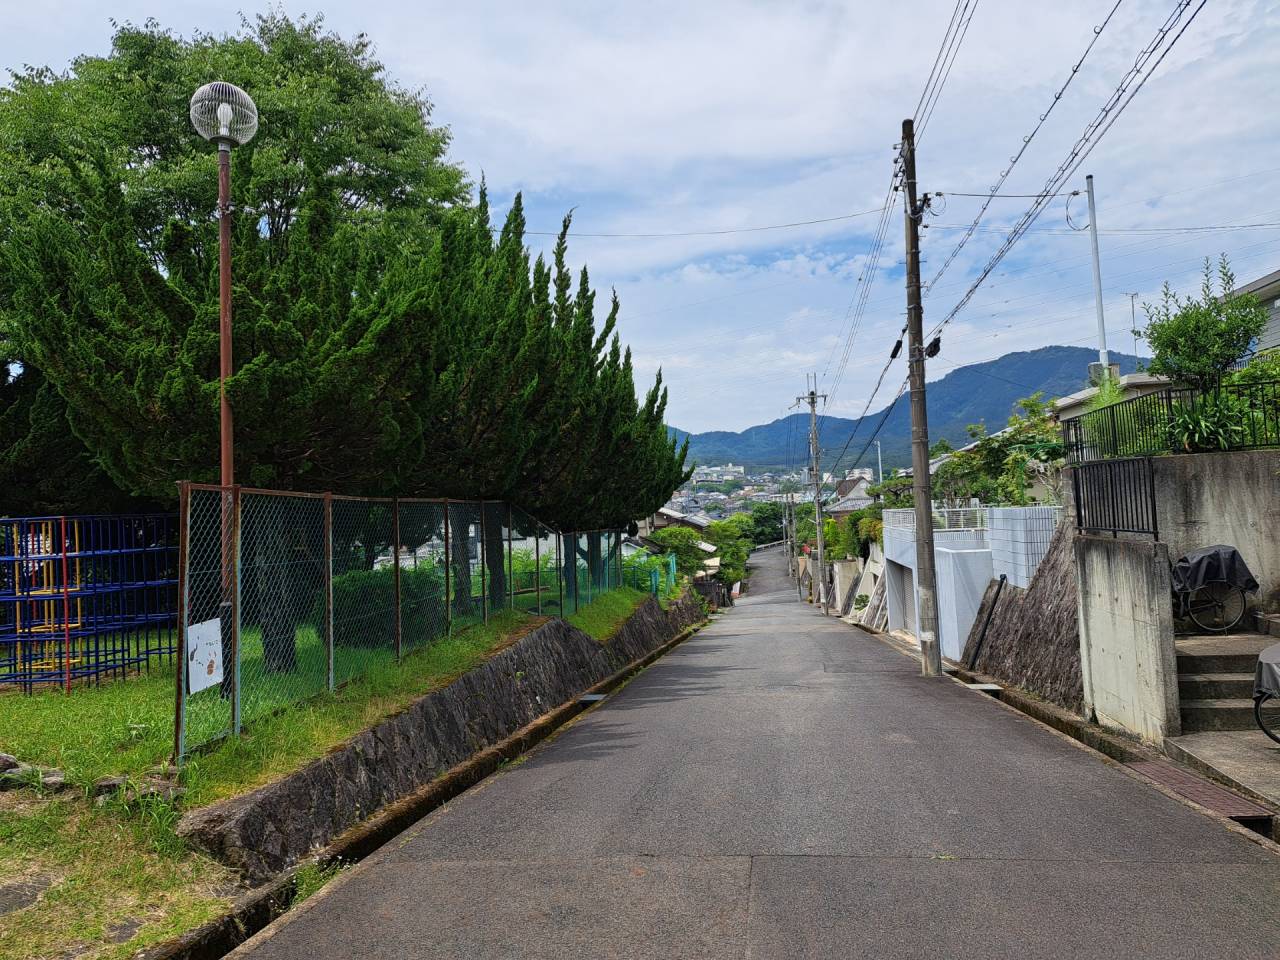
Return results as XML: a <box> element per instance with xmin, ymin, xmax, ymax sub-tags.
<box><xmin>6</xmin><ymin>1</ymin><xmax>1279</xmax><ymax>434</ymax></box>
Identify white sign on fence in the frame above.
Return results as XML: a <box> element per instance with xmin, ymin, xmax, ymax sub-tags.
<box><xmin>187</xmin><ymin>618</ymin><xmax>224</xmax><ymax>695</ymax></box>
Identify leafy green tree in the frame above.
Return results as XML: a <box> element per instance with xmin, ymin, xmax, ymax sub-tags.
<box><xmin>650</xmin><ymin>526</ymin><xmax>706</xmax><ymax>579</ymax></box>
<box><xmin>706</xmin><ymin>515</ymin><xmax>753</xmax><ymax>584</ymax></box>
<box><xmin>1138</xmin><ymin>256</ymin><xmax>1268</xmax><ymax>391</ymax></box>
<box><xmin>0</xmin><ymin>15</ymin><xmax>468</xmax><ymax>499</ymax></box>
<box><xmin>1228</xmin><ymin>350</ymin><xmax>1280</xmax><ymax>385</ymax></box>
<box><xmin>0</xmin><ymin>361</ymin><xmax>143</xmax><ymax>515</ymax></box>
<box><xmin>0</xmin><ymin>15</ymin><xmax>689</xmax><ymax>544</ymax></box>
<box><xmin>747</xmin><ymin>502</ymin><xmax>784</xmax><ymax>544</ymax></box>
<box><xmin>867</xmin><ymin>474</ymin><xmax>913</xmax><ymax>508</ymax></box>
<box><xmin>931</xmin><ymin>394</ymin><xmax>1063</xmax><ymax>505</ymax></box>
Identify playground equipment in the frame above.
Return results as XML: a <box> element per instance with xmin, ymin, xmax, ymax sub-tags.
<box><xmin>0</xmin><ymin>514</ymin><xmax>178</xmax><ymax>692</ymax></box>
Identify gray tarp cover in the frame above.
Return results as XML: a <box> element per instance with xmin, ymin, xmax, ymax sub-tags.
<box><xmin>1255</xmin><ymin>642</ymin><xmax>1280</xmax><ymax>699</ymax></box>
<box><xmin>1170</xmin><ymin>544</ymin><xmax>1260</xmax><ymax>595</ymax></box>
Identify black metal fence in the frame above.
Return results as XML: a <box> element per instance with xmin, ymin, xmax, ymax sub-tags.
<box><xmin>1063</xmin><ymin>379</ymin><xmax>1280</xmax><ymax>463</ymax></box>
<box><xmin>1071</xmin><ymin>457</ymin><xmax>1159</xmax><ymax>538</ymax></box>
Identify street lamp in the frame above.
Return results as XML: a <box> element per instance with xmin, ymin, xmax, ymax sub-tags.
<box><xmin>189</xmin><ymin>82</ymin><xmax>258</xmax><ymax>488</ymax></box>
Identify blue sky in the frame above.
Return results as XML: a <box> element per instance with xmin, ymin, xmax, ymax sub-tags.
<box><xmin>7</xmin><ymin>0</ymin><xmax>1279</xmax><ymax>433</ymax></box>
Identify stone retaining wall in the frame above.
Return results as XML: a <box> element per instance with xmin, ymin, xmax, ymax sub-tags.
<box><xmin>960</xmin><ymin>522</ymin><xmax>1084</xmax><ymax>714</ymax></box>
<box><xmin>179</xmin><ymin>594</ymin><xmax>704</xmax><ymax>882</ymax></box>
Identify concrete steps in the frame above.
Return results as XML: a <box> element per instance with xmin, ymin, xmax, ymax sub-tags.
<box><xmin>1252</xmin><ymin>611</ymin><xmax>1280</xmax><ymax>639</ymax></box>
<box><xmin>1180</xmin><ymin>697</ymin><xmax>1280</xmax><ymax>732</ymax></box>
<box><xmin>1178</xmin><ymin>673</ymin><xmax>1254</xmax><ymax>701</ymax></box>
<box><xmin>1176</xmin><ymin>631</ymin><xmax>1280</xmax><ymax>733</ymax></box>
<box><xmin>1175</xmin><ymin>632</ymin><xmax>1272</xmax><ymax>675</ymax></box>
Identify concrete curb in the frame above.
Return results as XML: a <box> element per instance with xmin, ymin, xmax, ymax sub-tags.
<box><xmin>140</xmin><ymin>614</ymin><xmax>708</xmax><ymax>960</ymax></box>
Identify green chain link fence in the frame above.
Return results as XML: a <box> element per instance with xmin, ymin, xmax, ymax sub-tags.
<box><xmin>175</xmin><ymin>484</ymin><xmax>672</xmax><ymax>759</ymax></box>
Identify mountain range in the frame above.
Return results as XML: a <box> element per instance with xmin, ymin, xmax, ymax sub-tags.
<box><xmin>670</xmin><ymin>346</ymin><xmax>1143</xmax><ymax>473</ymax></box>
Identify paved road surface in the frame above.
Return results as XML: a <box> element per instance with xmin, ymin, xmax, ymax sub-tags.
<box><xmin>235</xmin><ymin>545</ymin><xmax>1280</xmax><ymax>959</ymax></box>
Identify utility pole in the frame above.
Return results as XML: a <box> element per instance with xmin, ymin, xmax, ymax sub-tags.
<box><xmin>1085</xmin><ymin>174</ymin><xmax>1110</xmax><ymax>372</ymax></box>
<box><xmin>873</xmin><ymin>439</ymin><xmax>884</xmax><ymax>486</ymax></box>
<box><xmin>899</xmin><ymin>118</ymin><xmax>943</xmax><ymax>678</ymax></box>
<box><xmin>786</xmin><ymin>495</ymin><xmax>795</xmax><ymax>577</ymax></box>
<box><xmin>797</xmin><ymin>377</ymin><xmax>828</xmax><ymax>613</ymax></box>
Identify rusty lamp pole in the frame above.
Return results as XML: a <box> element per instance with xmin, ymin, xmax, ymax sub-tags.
<box><xmin>189</xmin><ymin>82</ymin><xmax>259</xmax><ymax>488</ymax></box>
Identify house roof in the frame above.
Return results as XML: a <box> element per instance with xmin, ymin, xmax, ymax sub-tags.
<box><xmin>1237</xmin><ymin>267</ymin><xmax>1280</xmax><ymax>300</ymax></box>
<box><xmin>827</xmin><ymin>494</ymin><xmax>873</xmax><ymax>514</ymax></box>
<box><xmin>1053</xmin><ymin>372</ymin><xmax>1170</xmax><ymax>420</ymax></box>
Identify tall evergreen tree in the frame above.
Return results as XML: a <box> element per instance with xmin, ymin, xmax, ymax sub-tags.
<box><xmin>0</xmin><ymin>15</ymin><xmax>689</xmax><ymax>539</ymax></box>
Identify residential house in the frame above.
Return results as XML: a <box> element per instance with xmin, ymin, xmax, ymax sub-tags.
<box><xmin>1054</xmin><ymin>372</ymin><xmax>1169</xmax><ymax>423</ymax></box>
<box><xmin>1237</xmin><ymin>266</ymin><xmax>1280</xmax><ymax>353</ymax></box>
<box><xmin>835</xmin><ymin>468</ymin><xmax>874</xmax><ymax>497</ymax></box>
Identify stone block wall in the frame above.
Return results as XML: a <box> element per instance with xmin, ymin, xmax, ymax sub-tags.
<box><xmin>961</xmin><ymin>522</ymin><xmax>1084</xmax><ymax>714</ymax></box>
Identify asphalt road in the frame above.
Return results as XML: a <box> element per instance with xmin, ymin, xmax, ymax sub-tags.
<box><xmin>234</xmin><ymin>545</ymin><xmax>1280</xmax><ymax>959</ymax></box>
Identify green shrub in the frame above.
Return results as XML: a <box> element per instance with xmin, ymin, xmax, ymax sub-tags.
<box><xmin>317</xmin><ymin>563</ymin><xmax>446</xmax><ymax>647</ymax></box>
<box><xmin>1167</xmin><ymin>394</ymin><xmax>1248</xmax><ymax>452</ymax></box>
<box><xmin>853</xmin><ymin>594</ymin><xmax>869</xmax><ymax>611</ymax></box>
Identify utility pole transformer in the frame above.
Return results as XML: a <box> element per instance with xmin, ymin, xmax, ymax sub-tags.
<box><xmin>900</xmin><ymin>118</ymin><xmax>943</xmax><ymax>677</ymax></box>
<box><xmin>1086</xmin><ymin>174</ymin><xmax>1110</xmax><ymax>372</ymax></box>
<box><xmin>797</xmin><ymin>379</ymin><xmax>829</xmax><ymax>613</ymax></box>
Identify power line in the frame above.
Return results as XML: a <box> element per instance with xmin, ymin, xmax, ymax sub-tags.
<box><xmin>913</xmin><ymin>0</ymin><xmax>968</xmax><ymax>121</ymax></box>
<box><xmin>821</xmin><ymin>189</ymin><xmax>900</xmax><ymax>405</ymax></box>
<box><xmin>930</xmin><ymin>221</ymin><xmax>1280</xmax><ymax>235</ymax></box>
<box><xmin>840</xmin><ymin>379</ymin><xmax>911</xmax><ymax>476</ymax></box>
<box><xmin>928</xmin><ymin>0</ymin><xmax>1208</xmax><ymax>343</ymax></box>
<box><xmin>916</xmin><ymin>0</ymin><xmax>981</xmax><ymax>145</ymax></box>
<box><xmin>816</xmin><ymin>0</ymin><xmax>983</xmax><ymax>435</ymax></box>
<box><xmin>924</xmin><ymin>0</ymin><xmax>1124</xmax><ymax>292</ymax></box>
<box><xmin>518</xmin><ymin>205</ymin><xmax>888</xmax><ymax>238</ymax></box>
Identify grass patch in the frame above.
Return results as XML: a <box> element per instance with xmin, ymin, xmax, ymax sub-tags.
<box><xmin>565</xmin><ymin>587</ymin><xmax>649</xmax><ymax>641</ymax></box>
<box><xmin>0</xmin><ymin>588</ymin><xmax>653</xmax><ymax>958</ymax></box>
<box><xmin>291</xmin><ymin>859</ymin><xmax>346</xmax><ymax>904</ymax></box>
<box><xmin>0</xmin><ymin>612</ymin><xmax>531</xmax><ymax>804</ymax></box>
<box><xmin>0</xmin><ymin>792</ymin><xmax>236</xmax><ymax>960</ymax></box>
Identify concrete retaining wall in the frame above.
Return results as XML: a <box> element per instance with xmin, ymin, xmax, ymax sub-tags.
<box><xmin>1075</xmin><ymin>535</ymin><xmax>1179</xmax><ymax>742</ymax></box>
<box><xmin>178</xmin><ymin>594</ymin><xmax>704</xmax><ymax>882</ymax></box>
<box><xmin>935</xmin><ymin>547</ymin><xmax>994</xmax><ymax>661</ymax></box>
<box><xmin>1150</xmin><ymin>450</ymin><xmax>1280</xmax><ymax>611</ymax></box>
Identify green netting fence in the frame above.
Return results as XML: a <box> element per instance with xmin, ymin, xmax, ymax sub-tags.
<box><xmin>176</xmin><ymin>484</ymin><xmax>672</xmax><ymax>759</ymax></box>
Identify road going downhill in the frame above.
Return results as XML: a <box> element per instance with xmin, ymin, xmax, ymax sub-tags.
<box><xmin>234</xmin><ymin>545</ymin><xmax>1280</xmax><ymax>959</ymax></box>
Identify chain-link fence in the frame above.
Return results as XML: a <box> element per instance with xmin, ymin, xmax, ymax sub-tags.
<box><xmin>175</xmin><ymin>484</ymin><xmax>663</xmax><ymax>759</ymax></box>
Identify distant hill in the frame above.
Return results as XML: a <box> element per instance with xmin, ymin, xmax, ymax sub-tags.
<box><xmin>671</xmin><ymin>345</ymin><xmax>1142</xmax><ymax>473</ymax></box>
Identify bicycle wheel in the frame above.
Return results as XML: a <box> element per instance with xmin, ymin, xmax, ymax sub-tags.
<box><xmin>1186</xmin><ymin>583</ymin><xmax>1246</xmax><ymax>632</ymax></box>
<box><xmin>1256</xmin><ymin>695</ymin><xmax>1280</xmax><ymax>746</ymax></box>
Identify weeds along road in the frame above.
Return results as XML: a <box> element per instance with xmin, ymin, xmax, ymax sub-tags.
<box><xmin>232</xmin><ymin>545</ymin><xmax>1280</xmax><ymax>959</ymax></box>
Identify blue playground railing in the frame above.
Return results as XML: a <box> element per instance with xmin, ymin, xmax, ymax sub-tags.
<box><xmin>0</xmin><ymin>514</ymin><xmax>178</xmax><ymax>692</ymax></box>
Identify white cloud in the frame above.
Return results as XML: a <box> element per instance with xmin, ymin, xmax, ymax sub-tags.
<box><xmin>6</xmin><ymin>0</ymin><xmax>1279</xmax><ymax>433</ymax></box>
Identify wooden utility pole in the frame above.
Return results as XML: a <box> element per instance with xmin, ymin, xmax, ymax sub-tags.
<box><xmin>900</xmin><ymin>118</ymin><xmax>943</xmax><ymax>677</ymax></box>
<box><xmin>797</xmin><ymin>378</ymin><xmax>829</xmax><ymax>613</ymax></box>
